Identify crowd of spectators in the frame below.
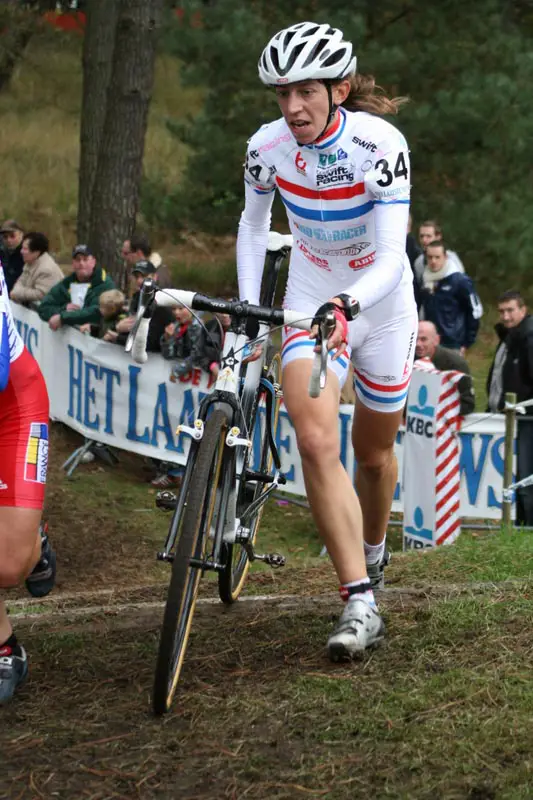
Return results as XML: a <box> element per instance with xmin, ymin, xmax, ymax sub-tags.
<box><xmin>0</xmin><ymin>220</ymin><xmax>231</xmax><ymax>487</ymax></box>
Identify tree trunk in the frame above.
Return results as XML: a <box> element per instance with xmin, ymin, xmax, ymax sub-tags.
<box><xmin>88</xmin><ymin>0</ymin><xmax>163</xmax><ymax>287</ymax></box>
<box><xmin>77</xmin><ymin>0</ymin><xmax>119</xmax><ymax>243</ymax></box>
<box><xmin>0</xmin><ymin>8</ymin><xmax>37</xmax><ymax>93</ymax></box>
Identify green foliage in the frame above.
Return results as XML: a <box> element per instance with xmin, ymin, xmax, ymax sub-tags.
<box><xmin>150</xmin><ymin>0</ymin><xmax>533</xmax><ymax>297</ymax></box>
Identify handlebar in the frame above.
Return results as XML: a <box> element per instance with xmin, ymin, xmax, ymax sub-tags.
<box><xmin>125</xmin><ymin>286</ymin><xmax>339</xmax><ymax>398</ymax></box>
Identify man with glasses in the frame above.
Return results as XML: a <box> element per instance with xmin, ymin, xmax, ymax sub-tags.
<box><xmin>0</xmin><ymin>220</ymin><xmax>25</xmax><ymax>293</ymax></box>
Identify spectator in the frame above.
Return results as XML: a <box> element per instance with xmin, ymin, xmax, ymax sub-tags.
<box><xmin>38</xmin><ymin>244</ymin><xmax>115</xmax><ymax>331</ymax></box>
<box><xmin>161</xmin><ymin>304</ymin><xmax>206</xmax><ymax>380</ymax></box>
<box><xmin>0</xmin><ymin>220</ymin><xmax>24</xmax><ymax>293</ymax></box>
<box><xmin>486</xmin><ymin>291</ymin><xmax>533</xmax><ymax>525</ymax></box>
<box><xmin>91</xmin><ymin>289</ymin><xmax>127</xmax><ymax>341</ymax></box>
<box><xmin>122</xmin><ymin>234</ymin><xmax>172</xmax><ymax>290</ymax></box>
<box><xmin>414</xmin><ymin>219</ymin><xmax>465</xmax><ymax>294</ymax></box>
<box><xmin>10</xmin><ymin>232</ymin><xmax>64</xmax><ymax>306</ymax></box>
<box><xmin>419</xmin><ymin>241</ymin><xmax>482</xmax><ymax>353</ymax></box>
<box><xmin>416</xmin><ymin>321</ymin><xmax>475</xmax><ymax>415</ymax></box>
<box><xmin>200</xmin><ymin>312</ymin><xmax>232</xmax><ymax>380</ymax></box>
<box><xmin>115</xmin><ymin>259</ymin><xmax>174</xmax><ymax>352</ymax></box>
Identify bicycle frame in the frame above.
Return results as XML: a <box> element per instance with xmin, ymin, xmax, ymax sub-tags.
<box><xmin>157</xmin><ymin>314</ymin><xmax>283</xmax><ymax>572</ymax></box>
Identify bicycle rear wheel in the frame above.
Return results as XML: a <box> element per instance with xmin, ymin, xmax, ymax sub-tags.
<box><xmin>218</xmin><ymin>353</ymin><xmax>282</xmax><ymax>603</ymax></box>
<box><xmin>152</xmin><ymin>409</ymin><xmax>229</xmax><ymax>715</ymax></box>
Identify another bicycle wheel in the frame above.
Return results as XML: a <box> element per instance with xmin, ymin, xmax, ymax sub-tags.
<box><xmin>152</xmin><ymin>409</ymin><xmax>229</xmax><ymax>715</ymax></box>
<box><xmin>218</xmin><ymin>353</ymin><xmax>282</xmax><ymax>603</ymax></box>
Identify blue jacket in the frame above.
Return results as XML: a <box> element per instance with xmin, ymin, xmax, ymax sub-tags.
<box><xmin>420</xmin><ymin>273</ymin><xmax>482</xmax><ymax>349</ymax></box>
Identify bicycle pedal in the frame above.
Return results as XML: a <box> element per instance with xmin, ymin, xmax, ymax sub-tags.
<box><xmin>155</xmin><ymin>490</ymin><xmax>178</xmax><ymax>511</ymax></box>
<box><xmin>256</xmin><ymin>552</ymin><xmax>286</xmax><ymax>568</ymax></box>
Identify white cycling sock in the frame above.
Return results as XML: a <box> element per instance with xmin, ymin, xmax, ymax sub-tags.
<box><xmin>364</xmin><ymin>538</ymin><xmax>386</xmax><ymax>566</ymax></box>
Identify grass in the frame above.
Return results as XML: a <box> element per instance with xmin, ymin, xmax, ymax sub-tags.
<box><xmin>4</xmin><ymin>587</ymin><xmax>533</xmax><ymax>798</ymax></box>
<box><xmin>3</xmin><ymin>414</ymin><xmax>533</xmax><ymax>798</ymax></box>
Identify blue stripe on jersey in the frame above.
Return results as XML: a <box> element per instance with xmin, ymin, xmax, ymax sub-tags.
<box><xmin>355</xmin><ymin>380</ymin><xmax>408</xmax><ymax>405</ymax></box>
<box><xmin>374</xmin><ymin>199</ymin><xmax>410</xmax><ymax>205</ymax></box>
<box><xmin>280</xmin><ymin>196</ymin><xmax>374</xmax><ymax>222</ymax></box>
<box><xmin>0</xmin><ymin>313</ymin><xmax>10</xmax><ymax>391</ymax></box>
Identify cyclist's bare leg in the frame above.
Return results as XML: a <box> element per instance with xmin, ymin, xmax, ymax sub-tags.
<box><xmin>0</xmin><ymin>507</ymin><xmax>42</xmax><ymax>641</ymax></box>
<box><xmin>282</xmin><ymin>360</ymin><xmax>366</xmax><ymax>584</ymax></box>
<box><xmin>352</xmin><ymin>399</ymin><xmax>403</xmax><ymax>546</ymax></box>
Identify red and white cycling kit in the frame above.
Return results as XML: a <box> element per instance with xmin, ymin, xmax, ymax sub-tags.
<box><xmin>237</xmin><ymin>108</ymin><xmax>418</xmax><ymax>412</ymax></box>
<box><xmin>0</xmin><ymin>265</ymin><xmax>49</xmax><ymax>509</ymax></box>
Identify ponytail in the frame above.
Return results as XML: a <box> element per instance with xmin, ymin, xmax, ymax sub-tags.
<box><xmin>340</xmin><ymin>73</ymin><xmax>408</xmax><ymax>116</ymax></box>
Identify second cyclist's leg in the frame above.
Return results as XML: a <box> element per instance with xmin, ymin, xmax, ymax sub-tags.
<box><xmin>0</xmin><ymin>507</ymin><xmax>43</xmax><ymax>704</ymax></box>
<box><xmin>283</xmin><ymin>361</ymin><xmax>384</xmax><ymax>659</ymax></box>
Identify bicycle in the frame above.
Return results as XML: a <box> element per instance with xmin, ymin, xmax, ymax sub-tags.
<box><xmin>126</xmin><ymin>233</ymin><xmax>335</xmax><ymax>715</ymax></box>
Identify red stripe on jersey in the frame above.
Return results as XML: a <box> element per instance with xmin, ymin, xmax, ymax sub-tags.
<box><xmin>276</xmin><ymin>175</ymin><xmax>365</xmax><ymax>201</ymax></box>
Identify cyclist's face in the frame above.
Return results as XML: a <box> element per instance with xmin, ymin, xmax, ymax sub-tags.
<box><xmin>275</xmin><ymin>80</ymin><xmax>348</xmax><ymax>144</ymax></box>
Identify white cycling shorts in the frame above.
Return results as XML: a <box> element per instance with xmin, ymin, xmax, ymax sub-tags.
<box><xmin>281</xmin><ymin>302</ymin><xmax>418</xmax><ymax>414</ymax></box>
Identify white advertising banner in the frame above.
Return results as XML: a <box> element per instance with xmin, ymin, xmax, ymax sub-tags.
<box><xmin>13</xmin><ymin>304</ymin><xmax>509</xmax><ymax>520</ymax></box>
<box><xmin>402</xmin><ymin>369</ymin><xmax>442</xmax><ymax>548</ymax></box>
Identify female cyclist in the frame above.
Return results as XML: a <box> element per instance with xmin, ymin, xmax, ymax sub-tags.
<box><xmin>237</xmin><ymin>22</ymin><xmax>417</xmax><ymax>660</ymax></box>
<box><xmin>0</xmin><ymin>263</ymin><xmax>56</xmax><ymax>703</ymax></box>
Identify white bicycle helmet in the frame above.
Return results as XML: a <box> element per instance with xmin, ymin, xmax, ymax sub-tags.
<box><xmin>258</xmin><ymin>22</ymin><xmax>356</xmax><ymax>86</ymax></box>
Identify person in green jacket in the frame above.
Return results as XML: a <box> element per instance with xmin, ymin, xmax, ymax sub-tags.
<box><xmin>38</xmin><ymin>244</ymin><xmax>115</xmax><ymax>331</ymax></box>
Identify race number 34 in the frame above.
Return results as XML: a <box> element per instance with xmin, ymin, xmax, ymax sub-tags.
<box><xmin>375</xmin><ymin>152</ymin><xmax>408</xmax><ymax>187</ymax></box>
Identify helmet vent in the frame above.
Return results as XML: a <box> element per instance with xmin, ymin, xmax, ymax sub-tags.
<box><xmin>322</xmin><ymin>49</ymin><xmax>346</xmax><ymax>68</ymax></box>
<box><xmin>302</xmin><ymin>39</ymin><xmax>328</xmax><ymax>68</ymax></box>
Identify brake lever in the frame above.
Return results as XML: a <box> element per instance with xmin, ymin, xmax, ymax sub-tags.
<box><xmin>318</xmin><ymin>310</ymin><xmax>336</xmax><ymax>390</ymax></box>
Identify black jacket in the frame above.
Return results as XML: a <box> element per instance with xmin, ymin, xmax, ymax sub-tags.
<box><xmin>1</xmin><ymin>243</ymin><xmax>24</xmax><ymax>293</ymax></box>
<box><xmin>429</xmin><ymin>345</ymin><xmax>475</xmax><ymax>416</ymax></box>
<box><xmin>420</xmin><ymin>273</ymin><xmax>482</xmax><ymax>349</ymax></box>
<box><xmin>486</xmin><ymin>316</ymin><xmax>533</xmax><ymax>414</ymax></box>
<box><xmin>406</xmin><ymin>233</ymin><xmax>423</xmax><ymax>310</ymax></box>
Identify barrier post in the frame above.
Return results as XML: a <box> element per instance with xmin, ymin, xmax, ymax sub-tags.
<box><xmin>502</xmin><ymin>392</ymin><xmax>516</xmax><ymax>530</ymax></box>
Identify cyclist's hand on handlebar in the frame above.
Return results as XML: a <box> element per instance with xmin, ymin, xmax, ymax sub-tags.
<box><xmin>310</xmin><ymin>296</ymin><xmax>349</xmax><ymax>361</ymax></box>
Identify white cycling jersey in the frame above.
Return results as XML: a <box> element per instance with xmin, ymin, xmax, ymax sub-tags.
<box><xmin>237</xmin><ymin>108</ymin><xmax>417</xmax><ymax>413</ymax></box>
<box><xmin>237</xmin><ymin>107</ymin><xmax>413</xmax><ymax>314</ymax></box>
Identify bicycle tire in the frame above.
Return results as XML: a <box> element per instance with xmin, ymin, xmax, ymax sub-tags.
<box><xmin>218</xmin><ymin>353</ymin><xmax>282</xmax><ymax>603</ymax></box>
<box><xmin>152</xmin><ymin>409</ymin><xmax>229</xmax><ymax>715</ymax></box>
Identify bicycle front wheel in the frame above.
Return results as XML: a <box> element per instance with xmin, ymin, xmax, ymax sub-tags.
<box><xmin>218</xmin><ymin>353</ymin><xmax>282</xmax><ymax>603</ymax></box>
<box><xmin>152</xmin><ymin>409</ymin><xmax>229</xmax><ymax>715</ymax></box>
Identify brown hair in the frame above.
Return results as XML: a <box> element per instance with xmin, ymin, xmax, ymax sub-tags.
<box><xmin>340</xmin><ymin>74</ymin><xmax>408</xmax><ymax>116</ymax></box>
<box><xmin>99</xmin><ymin>289</ymin><xmax>126</xmax><ymax>315</ymax></box>
<box><xmin>420</xmin><ymin>220</ymin><xmax>442</xmax><ymax>237</ymax></box>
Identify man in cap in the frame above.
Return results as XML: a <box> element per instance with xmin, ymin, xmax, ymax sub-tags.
<box><xmin>0</xmin><ymin>220</ymin><xmax>25</xmax><ymax>293</ymax></box>
<box><xmin>115</xmin><ymin>259</ymin><xmax>174</xmax><ymax>352</ymax></box>
<box><xmin>38</xmin><ymin>244</ymin><xmax>115</xmax><ymax>331</ymax></box>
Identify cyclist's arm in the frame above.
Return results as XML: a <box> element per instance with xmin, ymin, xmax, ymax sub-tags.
<box><xmin>344</xmin><ymin>139</ymin><xmax>411</xmax><ymax>312</ymax></box>
<box><xmin>237</xmin><ymin>145</ymin><xmax>276</xmax><ymax>304</ymax></box>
